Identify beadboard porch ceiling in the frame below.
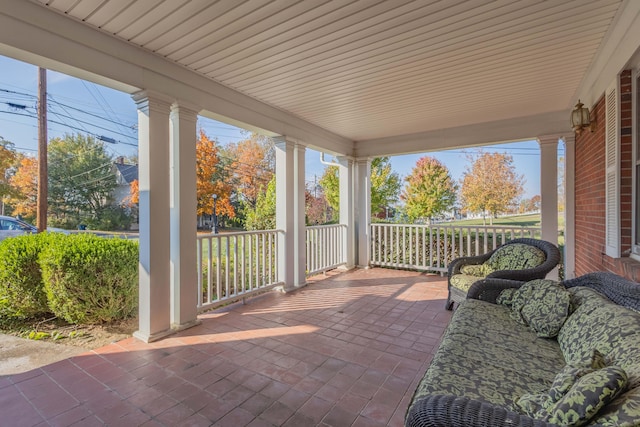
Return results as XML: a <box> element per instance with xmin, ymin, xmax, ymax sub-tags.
<box><xmin>28</xmin><ymin>0</ymin><xmax>623</xmax><ymax>146</ymax></box>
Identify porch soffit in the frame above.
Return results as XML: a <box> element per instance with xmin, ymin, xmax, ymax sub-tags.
<box><xmin>1</xmin><ymin>0</ymin><xmax>628</xmax><ymax>155</ymax></box>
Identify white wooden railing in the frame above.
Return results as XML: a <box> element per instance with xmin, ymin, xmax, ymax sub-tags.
<box><xmin>370</xmin><ymin>223</ymin><xmax>541</xmax><ymax>273</ymax></box>
<box><xmin>306</xmin><ymin>224</ymin><xmax>347</xmax><ymax>276</ymax></box>
<box><xmin>197</xmin><ymin>230</ymin><xmax>282</xmax><ymax>312</ymax></box>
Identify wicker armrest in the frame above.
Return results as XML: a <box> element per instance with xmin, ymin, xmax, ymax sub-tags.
<box><xmin>466</xmin><ymin>278</ymin><xmax>526</xmax><ymax>304</ymax></box>
<box><xmin>405</xmin><ymin>395</ymin><xmax>554</xmax><ymax>427</ymax></box>
<box><xmin>447</xmin><ymin>252</ymin><xmax>494</xmax><ymax>277</ymax></box>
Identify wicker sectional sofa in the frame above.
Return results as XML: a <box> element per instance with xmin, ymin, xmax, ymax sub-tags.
<box><xmin>406</xmin><ymin>272</ymin><xmax>640</xmax><ymax>427</ymax></box>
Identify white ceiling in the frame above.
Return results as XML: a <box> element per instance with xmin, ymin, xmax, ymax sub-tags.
<box><xmin>31</xmin><ymin>0</ymin><xmax>622</xmax><ymax>143</ymax></box>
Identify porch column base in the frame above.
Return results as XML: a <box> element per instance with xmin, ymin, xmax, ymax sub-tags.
<box><xmin>133</xmin><ymin>328</ymin><xmax>175</xmax><ymax>343</ymax></box>
<box><xmin>134</xmin><ymin>319</ymin><xmax>202</xmax><ymax>343</ymax></box>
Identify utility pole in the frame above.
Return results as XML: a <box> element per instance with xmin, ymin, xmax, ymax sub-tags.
<box><xmin>37</xmin><ymin>67</ymin><xmax>47</xmax><ymax>232</ymax></box>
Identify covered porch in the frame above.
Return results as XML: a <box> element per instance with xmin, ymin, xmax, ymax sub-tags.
<box><xmin>0</xmin><ymin>268</ymin><xmax>450</xmax><ymax>426</ymax></box>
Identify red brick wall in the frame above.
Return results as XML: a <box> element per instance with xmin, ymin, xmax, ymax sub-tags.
<box><xmin>574</xmin><ymin>70</ymin><xmax>639</xmax><ymax>280</ymax></box>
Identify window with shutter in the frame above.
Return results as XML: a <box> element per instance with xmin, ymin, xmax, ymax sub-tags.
<box><xmin>605</xmin><ymin>81</ymin><xmax>620</xmax><ymax>258</ymax></box>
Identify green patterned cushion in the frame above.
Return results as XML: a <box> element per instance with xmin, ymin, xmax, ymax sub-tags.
<box><xmin>545</xmin><ymin>366</ymin><xmax>628</xmax><ymax>426</ymax></box>
<box><xmin>592</xmin><ymin>385</ymin><xmax>640</xmax><ymax>426</ymax></box>
<box><xmin>449</xmin><ymin>274</ymin><xmax>480</xmax><ymax>292</ymax></box>
<box><xmin>507</xmin><ymin>279</ymin><xmax>571</xmax><ymax>338</ymax></box>
<box><xmin>548</xmin><ymin>350</ymin><xmax>610</xmax><ymax>402</ymax></box>
<box><xmin>497</xmin><ymin>288</ymin><xmax>517</xmax><ymax>306</ymax></box>
<box><xmin>460</xmin><ymin>264</ymin><xmax>490</xmax><ymax>276</ymax></box>
<box><xmin>516</xmin><ymin>350</ymin><xmax>610</xmax><ymax>418</ymax></box>
<box><xmin>485</xmin><ymin>243</ymin><xmax>546</xmax><ymax>272</ymax></box>
<box><xmin>558</xmin><ymin>287</ymin><xmax>640</xmax><ymax>367</ymax></box>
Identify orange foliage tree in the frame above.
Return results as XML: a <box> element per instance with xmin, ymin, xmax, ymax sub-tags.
<box><xmin>124</xmin><ymin>179</ymin><xmax>139</xmax><ymax>206</ymax></box>
<box><xmin>460</xmin><ymin>152</ymin><xmax>524</xmax><ymax>225</ymax></box>
<box><xmin>197</xmin><ymin>130</ymin><xmax>234</xmax><ymax>218</ymax></box>
<box><xmin>8</xmin><ymin>156</ymin><xmax>38</xmax><ymax>220</ymax></box>
<box><xmin>224</xmin><ymin>133</ymin><xmax>273</xmax><ymax>208</ymax></box>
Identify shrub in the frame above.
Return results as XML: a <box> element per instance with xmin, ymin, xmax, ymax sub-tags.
<box><xmin>0</xmin><ymin>233</ymin><xmax>61</xmax><ymax>319</ymax></box>
<box><xmin>40</xmin><ymin>234</ymin><xmax>138</xmax><ymax>324</ymax></box>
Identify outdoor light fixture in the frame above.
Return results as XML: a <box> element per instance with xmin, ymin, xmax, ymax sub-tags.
<box><xmin>570</xmin><ymin>100</ymin><xmax>593</xmax><ymax>134</ymax></box>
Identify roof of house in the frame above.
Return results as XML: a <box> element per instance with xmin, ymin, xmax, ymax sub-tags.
<box><xmin>114</xmin><ymin>163</ymin><xmax>138</xmax><ymax>185</ymax></box>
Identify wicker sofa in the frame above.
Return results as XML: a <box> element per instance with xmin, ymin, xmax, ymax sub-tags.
<box><xmin>446</xmin><ymin>238</ymin><xmax>561</xmax><ymax>310</ymax></box>
<box><xmin>406</xmin><ymin>272</ymin><xmax>640</xmax><ymax>427</ymax></box>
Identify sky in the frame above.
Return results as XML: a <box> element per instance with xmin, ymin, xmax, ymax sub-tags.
<box><xmin>0</xmin><ymin>54</ymin><xmax>555</xmax><ymax>200</ymax></box>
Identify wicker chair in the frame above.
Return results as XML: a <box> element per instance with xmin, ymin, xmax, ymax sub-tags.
<box><xmin>446</xmin><ymin>238</ymin><xmax>561</xmax><ymax>310</ymax></box>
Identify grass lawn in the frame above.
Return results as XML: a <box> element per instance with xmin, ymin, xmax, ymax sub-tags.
<box><xmin>448</xmin><ymin>213</ymin><xmax>565</xmax><ymax>230</ymax></box>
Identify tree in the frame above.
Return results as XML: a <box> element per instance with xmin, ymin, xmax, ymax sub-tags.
<box><xmin>306</xmin><ymin>184</ymin><xmax>332</xmax><ymax>225</ymax></box>
<box><xmin>401</xmin><ymin>156</ymin><xmax>457</xmax><ymax>223</ymax></box>
<box><xmin>196</xmin><ymin>130</ymin><xmax>234</xmax><ymax>220</ymax></box>
<box><xmin>8</xmin><ymin>156</ymin><xmax>37</xmax><ymax>220</ymax></box>
<box><xmin>460</xmin><ymin>152</ymin><xmax>524</xmax><ymax>225</ymax></box>
<box><xmin>224</xmin><ymin>133</ymin><xmax>274</xmax><ymax>208</ymax></box>
<box><xmin>47</xmin><ymin>134</ymin><xmax>117</xmax><ymax>225</ymax></box>
<box><xmin>244</xmin><ymin>177</ymin><xmax>276</xmax><ymax>230</ymax></box>
<box><xmin>124</xmin><ymin>179</ymin><xmax>139</xmax><ymax>206</ymax></box>
<box><xmin>319</xmin><ymin>157</ymin><xmax>401</xmax><ymax>220</ymax></box>
<box><xmin>0</xmin><ymin>137</ymin><xmax>18</xmax><ymax>215</ymax></box>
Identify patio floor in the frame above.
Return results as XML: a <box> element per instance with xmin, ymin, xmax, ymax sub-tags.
<box><xmin>0</xmin><ymin>268</ymin><xmax>452</xmax><ymax>427</ymax></box>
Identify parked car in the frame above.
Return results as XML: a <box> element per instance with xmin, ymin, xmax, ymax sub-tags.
<box><xmin>0</xmin><ymin>215</ymin><xmax>37</xmax><ymax>241</ymax></box>
<box><xmin>0</xmin><ymin>216</ymin><xmax>70</xmax><ymax>242</ymax></box>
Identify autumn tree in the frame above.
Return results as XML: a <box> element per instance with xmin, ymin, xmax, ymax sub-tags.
<box><xmin>196</xmin><ymin>130</ymin><xmax>234</xmax><ymax>221</ymax></box>
<box><xmin>306</xmin><ymin>184</ymin><xmax>332</xmax><ymax>225</ymax></box>
<box><xmin>124</xmin><ymin>179</ymin><xmax>139</xmax><ymax>206</ymax></box>
<box><xmin>8</xmin><ymin>155</ymin><xmax>37</xmax><ymax>220</ymax></box>
<box><xmin>460</xmin><ymin>152</ymin><xmax>524</xmax><ymax>225</ymax></box>
<box><xmin>401</xmin><ymin>156</ymin><xmax>457</xmax><ymax>223</ymax></box>
<box><xmin>223</xmin><ymin>133</ymin><xmax>274</xmax><ymax>208</ymax></box>
<box><xmin>319</xmin><ymin>157</ymin><xmax>401</xmax><ymax>220</ymax></box>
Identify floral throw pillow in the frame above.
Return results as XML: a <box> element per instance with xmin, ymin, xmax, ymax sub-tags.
<box><xmin>516</xmin><ymin>350</ymin><xmax>627</xmax><ymax>427</ymax></box>
<box><xmin>545</xmin><ymin>366</ymin><xmax>628</xmax><ymax>426</ymax></box>
<box><xmin>509</xmin><ymin>279</ymin><xmax>572</xmax><ymax>338</ymax></box>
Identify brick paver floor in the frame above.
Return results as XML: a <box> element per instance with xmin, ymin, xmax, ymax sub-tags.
<box><xmin>0</xmin><ymin>268</ymin><xmax>452</xmax><ymax>426</ymax></box>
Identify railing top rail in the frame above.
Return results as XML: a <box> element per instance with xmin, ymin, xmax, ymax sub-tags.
<box><xmin>371</xmin><ymin>223</ymin><xmax>540</xmax><ymax>231</ymax></box>
<box><xmin>306</xmin><ymin>224</ymin><xmax>347</xmax><ymax>230</ymax></box>
<box><xmin>197</xmin><ymin>229</ymin><xmax>283</xmax><ymax>239</ymax></box>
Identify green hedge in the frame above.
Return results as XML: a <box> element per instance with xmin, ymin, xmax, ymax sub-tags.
<box><xmin>0</xmin><ymin>233</ymin><xmax>62</xmax><ymax>319</ymax></box>
<box><xmin>40</xmin><ymin>234</ymin><xmax>138</xmax><ymax>324</ymax></box>
<box><xmin>0</xmin><ymin>233</ymin><xmax>138</xmax><ymax>324</ymax></box>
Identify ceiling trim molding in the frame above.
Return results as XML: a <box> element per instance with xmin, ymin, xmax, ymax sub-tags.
<box><xmin>354</xmin><ymin>110</ymin><xmax>572</xmax><ymax>158</ymax></box>
<box><xmin>0</xmin><ymin>0</ymin><xmax>353</xmax><ymax>155</ymax></box>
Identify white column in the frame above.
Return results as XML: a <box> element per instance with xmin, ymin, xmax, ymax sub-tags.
<box><xmin>132</xmin><ymin>91</ymin><xmax>172</xmax><ymax>342</ymax></box>
<box><xmin>169</xmin><ymin>103</ymin><xmax>199</xmax><ymax>330</ymax></box>
<box><xmin>338</xmin><ymin>156</ymin><xmax>355</xmax><ymax>269</ymax></box>
<box><xmin>538</xmin><ymin>136</ymin><xmax>559</xmax><ymax>280</ymax></box>
<box><xmin>355</xmin><ymin>158</ymin><xmax>372</xmax><ymax>267</ymax></box>
<box><xmin>275</xmin><ymin>137</ymin><xmax>306</xmax><ymax>290</ymax></box>
<box><xmin>562</xmin><ymin>134</ymin><xmax>576</xmax><ymax>279</ymax></box>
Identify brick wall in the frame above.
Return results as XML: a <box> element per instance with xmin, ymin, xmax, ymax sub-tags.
<box><xmin>574</xmin><ymin>70</ymin><xmax>640</xmax><ymax>280</ymax></box>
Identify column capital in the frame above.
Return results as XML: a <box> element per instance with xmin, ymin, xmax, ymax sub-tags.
<box><xmin>536</xmin><ymin>135</ymin><xmax>560</xmax><ymax>146</ymax></box>
<box><xmin>274</xmin><ymin>136</ymin><xmax>306</xmax><ymax>151</ymax></box>
<box><xmin>132</xmin><ymin>90</ymin><xmax>173</xmax><ymax>114</ymax></box>
<box><xmin>170</xmin><ymin>102</ymin><xmax>201</xmax><ymax>121</ymax></box>
<box><xmin>561</xmin><ymin>134</ymin><xmax>576</xmax><ymax>146</ymax></box>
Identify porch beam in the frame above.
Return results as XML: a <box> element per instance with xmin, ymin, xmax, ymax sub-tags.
<box><xmin>132</xmin><ymin>91</ymin><xmax>172</xmax><ymax>343</ymax></box>
<box><xmin>275</xmin><ymin>137</ymin><xmax>307</xmax><ymax>290</ymax></box>
<box><xmin>538</xmin><ymin>136</ymin><xmax>559</xmax><ymax>280</ymax></box>
<box><xmin>355</xmin><ymin>159</ymin><xmax>372</xmax><ymax>267</ymax></box>
<box><xmin>169</xmin><ymin>103</ymin><xmax>200</xmax><ymax>331</ymax></box>
<box><xmin>338</xmin><ymin>156</ymin><xmax>355</xmax><ymax>269</ymax></box>
<box><xmin>563</xmin><ymin>135</ymin><xmax>576</xmax><ymax>279</ymax></box>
